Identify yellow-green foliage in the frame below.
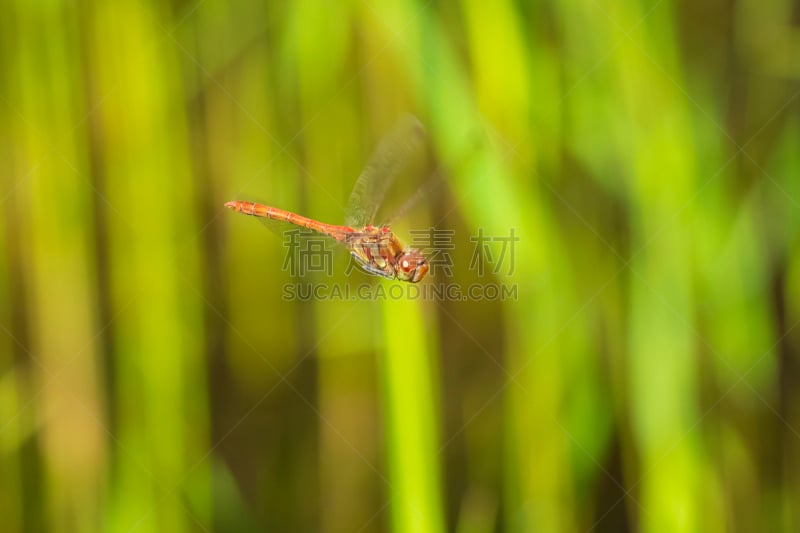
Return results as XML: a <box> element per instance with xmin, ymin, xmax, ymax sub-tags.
<box><xmin>1</xmin><ymin>1</ymin><xmax>798</xmax><ymax>532</ymax></box>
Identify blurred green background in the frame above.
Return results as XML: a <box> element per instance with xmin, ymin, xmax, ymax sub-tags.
<box><xmin>2</xmin><ymin>0</ymin><xmax>800</xmax><ymax>531</ymax></box>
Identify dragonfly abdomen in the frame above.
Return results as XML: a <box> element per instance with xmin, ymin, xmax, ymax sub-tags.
<box><xmin>224</xmin><ymin>201</ymin><xmax>352</xmax><ymax>240</ymax></box>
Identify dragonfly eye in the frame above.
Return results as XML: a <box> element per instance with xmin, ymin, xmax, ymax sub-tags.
<box><xmin>395</xmin><ymin>251</ymin><xmax>429</xmax><ymax>283</ymax></box>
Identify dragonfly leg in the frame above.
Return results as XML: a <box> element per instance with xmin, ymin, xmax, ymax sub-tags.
<box><xmin>350</xmin><ymin>251</ymin><xmax>395</xmax><ymax>280</ymax></box>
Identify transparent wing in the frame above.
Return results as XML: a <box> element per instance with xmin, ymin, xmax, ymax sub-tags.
<box><xmin>383</xmin><ymin>169</ymin><xmax>447</xmax><ymax>226</ymax></box>
<box><xmin>344</xmin><ymin>115</ymin><xmax>426</xmax><ymax>228</ymax></box>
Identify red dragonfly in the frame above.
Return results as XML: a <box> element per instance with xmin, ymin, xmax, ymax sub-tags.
<box><xmin>225</xmin><ymin>116</ymin><xmax>430</xmax><ymax>283</ymax></box>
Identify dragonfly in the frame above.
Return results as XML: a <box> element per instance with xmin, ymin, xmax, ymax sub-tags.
<box><xmin>225</xmin><ymin>116</ymin><xmax>431</xmax><ymax>283</ymax></box>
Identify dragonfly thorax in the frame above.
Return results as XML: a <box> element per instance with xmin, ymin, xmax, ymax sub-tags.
<box><xmin>345</xmin><ymin>229</ymin><xmax>429</xmax><ymax>283</ymax></box>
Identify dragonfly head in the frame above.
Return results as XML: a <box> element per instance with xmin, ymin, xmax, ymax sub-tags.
<box><xmin>395</xmin><ymin>250</ymin><xmax>429</xmax><ymax>283</ymax></box>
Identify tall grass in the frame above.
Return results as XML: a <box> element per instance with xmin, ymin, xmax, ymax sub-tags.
<box><xmin>1</xmin><ymin>0</ymin><xmax>799</xmax><ymax>532</ymax></box>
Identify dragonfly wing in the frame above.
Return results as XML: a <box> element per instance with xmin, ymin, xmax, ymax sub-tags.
<box><xmin>383</xmin><ymin>169</ymin><xmax>447</xmax><ymax>226</ymax></box>
<box><xmin>344</xmin><ymin>115</ymin><xmax>426</xmax><ymax>228</ymax></box>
